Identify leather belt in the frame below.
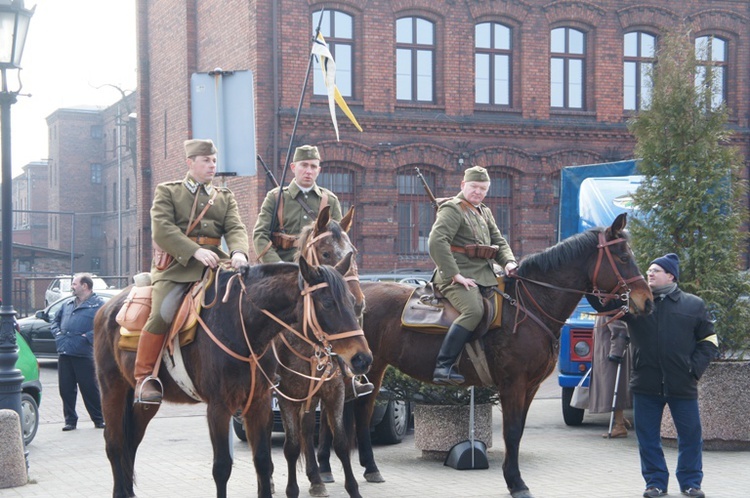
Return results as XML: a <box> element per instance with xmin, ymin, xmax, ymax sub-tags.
<box><xmin>450</xmin><ymin>245</ymin><xmax>466</xmax><ymax>254</ymax></box>
<box><xmin>189</xmin><ymin>236</ymin><xmax>222</xmax><ymax>246</ymax></box>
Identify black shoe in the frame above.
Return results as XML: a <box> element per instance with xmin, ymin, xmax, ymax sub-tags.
<box><xmin>94</xmin><ymin>422</ymin><xmax>106</xmax><ymax>429</ymax></box>
<box><xmin>643</xmin><ymin>488</ymin><xmax>667</xmax><ymax>497</ymax></box>
<box><xmin>62</xmin><ymin>424</ymin><xmax>77</xmax><ymax>432</ymax></box>
<box><xmin>682</xmin><ymin>488</ymin><xmax>705</xmax><ymax>498</ymax></box>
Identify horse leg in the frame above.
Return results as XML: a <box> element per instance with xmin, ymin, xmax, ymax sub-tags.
<box><xmin>278</xmin><ymin>399</ymin><xmax>302</xmax><ymax>498</ymax></box>
<box><xmin>243</xmin><ymin>405</ymin><xmax>274</xmax><ymax>498</ymax></box>
<box><xmin>352</xmin><ymin>384</ymin><xmax>385</xmax><ymax>482</ymax></box>
<box><xmin>316</xmin><ymin>404</ymin><xmax>335</xmax><ymax>483</ymax></box>
<box><xmin>326</xmin><ymin>399</ymin><xmax>361</xmax><ymax>498</ymax></box>
<box><xmin>500</xmin><ymin>386</ymin><xmax>535</xmax><ymax>498</ymax></box>
<box><xmin>206</xmin><ymin>403</ymin><xmax>234</xmax><ymax>498</ymax></box>
<box><xmin>301</xmin><ymin>408</ymin><xmax>329</xmax><ymax>497</ymax></box>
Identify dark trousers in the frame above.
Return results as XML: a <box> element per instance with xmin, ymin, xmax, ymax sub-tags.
<box><xmin>633</xmin><ymin>393</ymin><xmax>703</xmax><ymax>493</ymax></box>
<box><xmin>58</xmin><ymin>354</ymin><xmax>104</xmax><ymax>426</ymax></box>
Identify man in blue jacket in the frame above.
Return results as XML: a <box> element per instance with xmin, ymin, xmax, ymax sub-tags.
<box><xmin>621</xmin><ymin>254</ymin><xmax>718</xmax><ymax>498</ymax></box>
<box><xmin>52</xmin><ymin>273</ymin><xmax>106</xmax><ymax>431</ymax></box>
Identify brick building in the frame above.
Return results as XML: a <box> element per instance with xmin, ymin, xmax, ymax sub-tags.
<box><xmin>136</xmin><ymin>0</ymin><xmax>750</xmax><ymax>272</ymax></box>
<box><xmin>45</xmin><ymin>91</ymin><xmax>138</xmax><ymax>283</ymax></box>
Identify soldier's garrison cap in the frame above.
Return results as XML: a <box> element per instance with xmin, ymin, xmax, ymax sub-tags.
<box><xmin>184</xmin><ymin>139</ymin><xmax>217</xmax><ymax>158</ymax></box>
<box><xmin>293</xmin><ymin>145</ymin><xmax>321</xmax><ymax>162</ymax></box>
<box><xmin>463</xmin><ymin>165</ymin><xmax>490</xmax><ymax>182</ymax></box>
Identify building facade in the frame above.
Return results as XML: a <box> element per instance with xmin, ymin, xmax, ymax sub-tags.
<box><xmin>136</xmin><ymin>0</ymin><xmax>750</xmax><ymax>271</ymax></box>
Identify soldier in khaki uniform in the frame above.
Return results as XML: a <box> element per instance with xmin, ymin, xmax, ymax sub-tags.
<box><xmin>428</xmin><ymin>165</ymin><xmax>518</xmax><ymax>384</ymax></box>
<box><xmin>134</xmin><ymin>139</ymin><xmax>250</xmax><ymax>404</ymax></box>
<box><xmin>252</xmin><ymin>145</ymin><xmax>373</xmax><ymax>397</ymax></box>
<box><xmin>253</xmin><ymin>145</ymin><xmax>343</xmax><ymax>263</ymax></box>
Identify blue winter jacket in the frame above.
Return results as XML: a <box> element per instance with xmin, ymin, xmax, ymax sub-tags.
<box><xmin>52</xmin><ymin>293</ymin><xmax>105</xmax><ymax>358</ymax></box>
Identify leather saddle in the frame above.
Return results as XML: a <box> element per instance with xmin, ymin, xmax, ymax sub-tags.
<box><xmin>400</xmin><ymin>277</ymin><xmax>505</xmax><ymax>338</ymax></box>
<box><xmin>118</xmin><ymin>272</ymin><xmax>211</xmax><ymax>353</ymax></box>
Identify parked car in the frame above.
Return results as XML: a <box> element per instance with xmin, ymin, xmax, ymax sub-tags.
<box><xmin>358</xmin><ymin>268</ymin><xmax>432</xmax><ymax>287</ymax></box>
<box><xmin>16</xmin><ymin>330</ymin><xmax>42</xmax><ymax>445</ymax></box>
<box><xmin>233</xmin><ymin>389</ymin><xmax>411</xmax><ymax>445</ymax></box>
<box><xmin>19</xmin><ymin>289</ymin><xmax>123</xmax><ymax>359</ymax></box>
<box><xmin>45</xmin><ymin>275</ymin><xmax>111</xmax><ymax>306</ymax></box>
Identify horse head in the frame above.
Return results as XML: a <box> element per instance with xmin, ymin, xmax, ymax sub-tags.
<box><xmin>298</xmin><ymin>255</ymin><xmax>372</xmax><ymax>375</ymax></box>
<box><xmin>297</xmin><ymin>205</ymin><xmax>357</xmax><ymax>267</ymax></box>
<box><xmin>589</xmin><ymin>213</ymin><xmax>653</xmax><ymax>315</ymax></box>
<box><xmin>334</xmin><ymin>251</ymin><xmax>366</xmax><ymax>317</ymax></box>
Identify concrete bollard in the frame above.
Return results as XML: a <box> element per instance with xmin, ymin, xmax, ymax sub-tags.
<box><xmin>0</xmin><ymin>409</ymin><xmax>27</xmax><ymax>489</ymax></box>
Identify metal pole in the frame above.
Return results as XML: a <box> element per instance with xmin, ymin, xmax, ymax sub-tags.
<box><xmin>117</xmin><ymin>104</ymin><xmax>122</xmax><ymax>277</ymax></box>
<box><xmin>0</xmin><ymin>66</ymin><xmax>23</xmax><ymax>425</ymax></box>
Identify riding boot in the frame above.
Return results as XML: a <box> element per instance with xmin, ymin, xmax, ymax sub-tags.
<box><xmin>433</xmin><ymin>323</ymin><xmax>473</xmax><ymax>385</ymax></box>
<box><xmin>134</xmin><ymin>330</ymin><xmax>166</xmax><ymax>405</ymax></box>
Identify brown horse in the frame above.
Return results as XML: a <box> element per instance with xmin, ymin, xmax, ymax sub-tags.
<box><xmin>94</xmin><ymin>256</ymin><xmax>371</xmax><ymax>498</ymax></box>
<box><xmin>270</xmin><ymin>208</ymin><xmax>364</xmax><ymax>497</ymax></box>
<box><xmin>318</xmin><ymin>214</ymin><xmax>653</xmax><ymax>498</ymax></box>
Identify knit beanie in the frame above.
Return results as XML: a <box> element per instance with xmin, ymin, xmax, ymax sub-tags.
<box><xmin>650</xmin><ymin>253</ymin><xmax>680</xmax><ymax>282</ymax></box>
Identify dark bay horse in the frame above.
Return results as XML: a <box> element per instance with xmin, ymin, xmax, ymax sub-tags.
<box><xmin>94</xmin><ymin>257</ymin><xmax>371</xmax><ymax>498</ymax></box>
<box><xmin>319</xmin><ymin>214</ymin><xmax>653</xmax><ymax>498</ymax></box>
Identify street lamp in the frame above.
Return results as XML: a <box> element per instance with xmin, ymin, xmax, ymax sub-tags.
<box><xmin>0</xmin><ymin>0</ymin><xmax>35</xmax><ymax>426</ymax></box>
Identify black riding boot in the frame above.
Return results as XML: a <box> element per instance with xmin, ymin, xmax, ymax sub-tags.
<box><xmin>432</xmin><ymin>323</ymin><xmax>472</xmax><ymax>385</ymax></box>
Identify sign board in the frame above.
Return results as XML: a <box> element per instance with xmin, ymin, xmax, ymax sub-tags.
<box><xmin>190</xmin><ymin>70</ymin><xmax>256</xmax><ymax>176</ymax></box>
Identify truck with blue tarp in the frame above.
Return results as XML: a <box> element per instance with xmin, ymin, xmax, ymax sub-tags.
<box><xmin>557</xmin><ymin>160</ymin><xmax>641</xmax><ymax>425</ymax></box>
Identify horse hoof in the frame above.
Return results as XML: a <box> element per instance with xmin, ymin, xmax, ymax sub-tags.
<box><xmin>364</xmin><ymin>471</ymin><xmax>385</xmax><ymax>483</ymax></box>
<box><xmin>511</xmin><ymin>489</ymin><xmax>533</xmax><ymax>498</ymax></box>
<box><xmin>309</xmin><ymin>483</ymin><xmax>329</xmax><ymax>497</ymax></box>
<box><xmin>320</xmin><ymin>472</ymin><xmax>335</xmax><ymax>483</ymax></box>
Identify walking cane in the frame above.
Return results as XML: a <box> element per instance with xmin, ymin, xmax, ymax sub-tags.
<box><xmin>607</xmin><ymin>352</ymin><xmax>625</xmax><ymax>438</ymax></box>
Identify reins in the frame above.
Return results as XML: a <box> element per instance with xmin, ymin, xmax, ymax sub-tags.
<box><xmin>504</xmin><ymin>232</ymin><xmax>643</xmax><ymax>340</ymax></box>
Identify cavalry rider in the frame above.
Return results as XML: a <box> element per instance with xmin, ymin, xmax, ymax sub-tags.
<box><xmin>134</xmin><ymin>139</ymin><xmax>250</xmax><ymax>405</ymax></box>
<box><xmin>428</xmin><ymin>165</ymin><xmax>518</xmax><ymax>385</ymax></box>
<box><xmin>252</xmin><ymin>144</ymin><xmax>373</xmax><ymax>397</ymax></box>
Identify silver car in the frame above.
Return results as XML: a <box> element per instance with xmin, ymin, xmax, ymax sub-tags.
<box><xmin>44</xmin><ymin>275</ymin><xmax>111</xmax><ymax>306</ymax></box>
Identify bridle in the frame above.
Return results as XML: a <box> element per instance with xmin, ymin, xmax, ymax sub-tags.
<box><xmin>505</xmin><ymin>231</ymin><xmax>646</xmax><ymax>340</ymax></box>
<box><xmin>194</xmin><ymin>265</ymin><xmax>364</xmax><ymax>416</ymax></box>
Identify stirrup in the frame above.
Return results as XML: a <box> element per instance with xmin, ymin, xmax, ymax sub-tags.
<box><xmin>352</xmin><ymin>375</ymin><xmax>374</xmax><ymax>398</ymax></box>
<box><xmin>134</xmin><ymin>375</ymin><xmax>164</xmax><ymax>405</ymax></box>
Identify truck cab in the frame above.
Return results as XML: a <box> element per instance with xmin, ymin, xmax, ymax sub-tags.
<box><xmin>556</xmin><ymin>160</ymin><xmax>641</xmax><ymax>425</ymax></box>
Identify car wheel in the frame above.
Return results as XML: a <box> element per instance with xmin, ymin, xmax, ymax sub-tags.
<box><xmin>21</xmin><ymin>392</ymin><xmax>39</xmax><ymax>445</ymax></box>
<box><xmin>233</xmin><ymin>415</ymin><xmax>247</xmax><ymax>441</ymax></box>
<box><xmin>561</xmin><ymin>387</ymin><xmax>585</xmax><ymax>426</ymax></box>
<box><xmin>371</xmin><ymin>399</ymin><xmax>409</xmax><ymax>445</ymax></box>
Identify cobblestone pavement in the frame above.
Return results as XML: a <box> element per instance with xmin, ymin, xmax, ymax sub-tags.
<box><xmin>2</xmin><ymin>359</ymin><xmax>747</xmax><ymax>497</ymax></box>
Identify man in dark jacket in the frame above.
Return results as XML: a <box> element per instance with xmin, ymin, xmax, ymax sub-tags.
<box><xmin>52</xmin><ymin>273</ymin><xmax>106</xmax><ymax>431</ymax></box>
<box><xmin>621</xmin><ymin>253</ymin><xmax>718</xmax><ymax>498</ymax></box>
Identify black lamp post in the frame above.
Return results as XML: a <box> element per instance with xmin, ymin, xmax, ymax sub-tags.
<box><xmin>0</xmin><ymin>0</ymin><xmax>34</xmax><ymax>422</ymax></box>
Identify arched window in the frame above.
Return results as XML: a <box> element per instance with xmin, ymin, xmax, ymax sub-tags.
<box><xmin>475</xmin><ymin>22</ymin><xmax>512</xmax><ymax>106</ymax></box>
<box><xmin>483</xmin><ymin>168</ymin><xmax>513</xmax><ymax>242</ymax></box>
<box><xmin>318</xmin><ymin>164</ymin><xmax>358</xmax><ymax>243</ymax></box>
<box><xmin>396</xmin><ymin>17</ymin><xmax>435</xmax><ymax>102</ymax></box>
<box><xmin>397</xmin><ymin>168</ymin><xmax>435</xmax><ymax>255</ymax></box>
<box><xmin>312</xmin><ymin>10</ymin><xmax>353</xmax><ymax>98</ymax></box>
<box><xmin>550</xmin><ymin>27</ymin><xmax>585</xmax><ymax>109</ymax></box>
<box><xmin>624</xmin><ymin>31</ymin><xmax>655</xmax><ymax>111</ymax></box>
<box><xmin>695</xmin><ymin>35</ymin><xmax>727</xmax><ymax>110</ymax></box>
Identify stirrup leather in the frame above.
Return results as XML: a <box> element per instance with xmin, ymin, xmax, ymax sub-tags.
<box><xmin>135</xmin><ymin>375</ymin><xmax>164</xmax><ymax>405</ymax></box>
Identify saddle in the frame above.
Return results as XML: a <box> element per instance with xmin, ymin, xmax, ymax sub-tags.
<box><xmin>117</xmin><ymin>273</ymin><xmax>209</xmax><ymax>353</ymax></box>
<box><xmin>400</xmin><ymin>277</ymin><xmax>505</xmax><ymax>338</ymax></box>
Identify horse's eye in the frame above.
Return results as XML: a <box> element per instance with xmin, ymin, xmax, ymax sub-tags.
<box><xmin>321</xmin><ymin>251</ymin><xmax>331</xmax><ymax>261</ymax></box>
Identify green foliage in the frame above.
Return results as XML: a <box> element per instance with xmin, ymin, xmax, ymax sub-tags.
<box><xmin>380</xmin><ymin>366</ymin><xmax>500</xmax><ymax>406</ymax></box>
<box><xmin>627</xmin><ymin>29</ymin><xmax>750</xmax><ymax>358</ymax></box>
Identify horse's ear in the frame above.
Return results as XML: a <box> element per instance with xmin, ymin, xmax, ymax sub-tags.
<box><xmin>340</xmin><ymin>206</ymin><xmax>355</xmax><ymax>233</ymax></box>
<box><xmin>298</xmin><ymin>255</ymin><xmax>322</xmax><ymax>284</ymax></box>
<box><xmin>313</xmin><ymin>205</ymin><xmax>332</xmax><ymax>236</ymax></box>
<box><xmin>334</xmin><ymin>251</ymin><xmax>354</xmax><ymax>276</ymax></box>
<box><xmin>608</xmin><ymin>213</ymin><xmax>628</xmax><ymax>239</ymax></box>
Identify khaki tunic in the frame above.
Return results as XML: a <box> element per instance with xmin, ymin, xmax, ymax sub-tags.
<box><xmin>252</xmin><ymin>179</ymin><xmax>342</xmax><ymax>263</ymax></box>
<box><xmin>145</xmin><ymin>177</ymin><xmax>249</xmax><ymax>334</ymax></box>
<box><xmin>428</xmin><ymin>192</ymin><xmax>515</xmax><ymax>330</ymax></box>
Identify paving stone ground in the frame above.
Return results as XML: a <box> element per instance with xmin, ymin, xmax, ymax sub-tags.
<box><xmin>3</xmin><ymin>360</ymin><xmax>747</xmax><ymax>497</ymax></box>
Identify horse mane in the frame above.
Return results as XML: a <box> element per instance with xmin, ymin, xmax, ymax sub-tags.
<box><xmin>518</xmin><ymin>228</ymin><xmax>617</xmax><ymax>277</ymax></box>
<box><xmin>299</xmin><ymin>263</ymin><xmax>352</xmax><ymax>316</ymax></box>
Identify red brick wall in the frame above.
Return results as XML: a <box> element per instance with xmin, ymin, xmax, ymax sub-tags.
<box><xmin>140</xmin><ymin>0</ymin><xmax>750</xmax><ymax>270</ymax></box>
